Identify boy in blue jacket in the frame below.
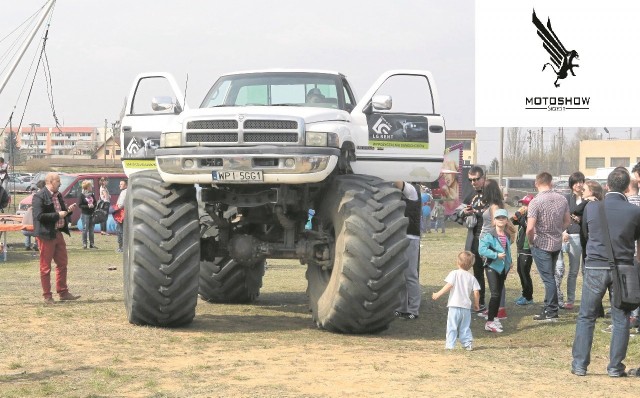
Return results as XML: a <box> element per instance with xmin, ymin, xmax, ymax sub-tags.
<box><xmin>479</xmin><ymin>208</ymin><xmax>513</xmax><ymax>333</ymax></box>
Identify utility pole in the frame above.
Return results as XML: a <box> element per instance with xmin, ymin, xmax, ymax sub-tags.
<box><xmin>499</xmin><ymin>127</ymin><xmax>504</xmax><ymax>186</ymax></box>
<box><xmin>111</xmin><ymin>121</ymin><xmax>117</xmax><ymax>164</ymax></box>
<box><xmin>540</xmin><ymin>127</ymin><xmax>544</xmax><ymax>170</ymax></box>
<box><xmin>104</xmin><ymin>119</ymin><xmax>107</xmax><ymax>166</ymax></box>
<box><xmin>29</xmin><ymin>123</ymin><xmax>39</xmax><ymax>160</ymax></box>
<box><xmin>557</xmin><ymin>127</ymin><xmax>563</xmax><ymax>176</ymax></box>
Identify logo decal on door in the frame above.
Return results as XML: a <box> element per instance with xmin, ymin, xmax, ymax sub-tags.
<box><xmin>367</xmin><ymin>114</ymin><xmax>429</xmax><ymax>149</ymax></box>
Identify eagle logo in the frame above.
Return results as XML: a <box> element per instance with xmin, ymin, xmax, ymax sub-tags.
<box><xmin>532</xmin><ymin>10</ymin><xmax>579</xmax><ymax>88</ymax></box>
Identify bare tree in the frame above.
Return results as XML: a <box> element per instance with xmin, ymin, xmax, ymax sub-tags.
<box><xmin>504</xmin><ymin>127</ymin><xmax>528</xmax><ymax>175</ymax></box>
<box><xmin>561</xmin><ymin>127</ymin><xmax>598</xmax><ymax>173</ymax></box>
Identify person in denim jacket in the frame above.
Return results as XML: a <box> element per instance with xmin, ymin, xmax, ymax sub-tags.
<box><xmin>478</xmin><ymin>208</ymin><xmax>512</xmax><ymax>333</ymax></box>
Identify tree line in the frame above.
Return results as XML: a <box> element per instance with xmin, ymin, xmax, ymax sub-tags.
<box><xmin>494</xmin><ymin>127</ymin><xmax>599</xmax><ymax>176</ymax></box>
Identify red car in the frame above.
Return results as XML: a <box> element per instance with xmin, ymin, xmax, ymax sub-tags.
<box><xmin>17</xmin><ymin>172</ymin><xmax>126</xmax><ymax>225</ymax></box>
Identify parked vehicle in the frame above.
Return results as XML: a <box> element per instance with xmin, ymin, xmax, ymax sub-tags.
<box><xmin>17</xmin><ymin>172</ymin><xmax>126</xmax><ymax>225</ymax></box>
<box><xmin>502</xmin><ymin>177</ymin><xmax>537</xmax><ymax>206</ymax></box>
<box><xmin>5</xmin><ymin>174</ymin><xmax>31</xmax><ymax>192</ymax></box>
<box><xmin>553</xmin><ymin>180</ymin><xmax>571</xmax><ymax>196</ymax></box>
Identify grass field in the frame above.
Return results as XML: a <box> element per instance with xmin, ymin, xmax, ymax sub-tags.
<box><xmin>0</xmin><ymin>222</ymin><xmax>638</xmax><ymax>397</ymax></box>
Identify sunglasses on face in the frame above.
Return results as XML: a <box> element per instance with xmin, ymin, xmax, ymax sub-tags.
<box><xmin>468</xmin><ymin>177</ymin><xmax>482</xmax><ymax>182</ymax></box>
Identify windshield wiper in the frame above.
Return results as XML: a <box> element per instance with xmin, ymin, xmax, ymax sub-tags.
<box><xmin>271</xmin><ymin>103</ymin><xmax>301</xmax><ymax>106</ymax></box>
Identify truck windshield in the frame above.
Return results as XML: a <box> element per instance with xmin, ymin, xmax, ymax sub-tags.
<box><xmin>200</xmin><ymin>72</ymin><xmax>342</xmax><ymax>110</ymax></box>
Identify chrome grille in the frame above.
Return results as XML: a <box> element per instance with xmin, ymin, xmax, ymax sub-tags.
<box><xmin>244</xmin><ymin>120</ymin><xmax>298</xmax><ymax>129</ymax></box>
<box><xmin>244</xmin><ymin>133</ymin><xmax>298</xmax><ymax>143</ymax></box>
<box><xmin>186</xmin><ymin>132</ymin><xmax>238</xmax><ymax>142</ymax></box>
<box><xmin>187</xmin><ymin>120</ymin><xmax>238</xmax><ymax>129</ymax></box>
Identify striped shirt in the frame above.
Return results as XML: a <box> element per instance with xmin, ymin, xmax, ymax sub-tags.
<box><xmin>627</xmin><ymin>194</ymin><xmax>640</xmax><ymax>207</ymax></box>
<box><xmin>527</xmin><ymin>189</ymin><xmax>569</xmax><ymax>252</ymax></box>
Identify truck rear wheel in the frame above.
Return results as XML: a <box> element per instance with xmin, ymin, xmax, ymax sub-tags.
<box><xmin>123</xmin><ymin>170</ymin><xmax>200</xmax><ymax>327</ymax></box>
<box><xmin>306</xmin><ymin>174</ymin><xmax>409</xmax><ymax>333</ymax></box>
<box><xmin>199</xmin><ymin>257</ymin><xmax>265</xmax><ymax>303</ymax></box>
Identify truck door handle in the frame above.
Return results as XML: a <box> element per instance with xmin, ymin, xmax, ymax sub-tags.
<box><xmin>122</xmin><ymin>126</ymin><xmax>132</xmax><ymax>133</ymax></box>
<box><xmin>429</xmin><ymin>125</ymin><xmax>443</xmax><ymax>133</ymax></box>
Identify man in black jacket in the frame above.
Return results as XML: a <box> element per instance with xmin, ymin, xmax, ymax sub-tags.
<box><xmin>462</xmin><ymin>166</ymin><xmax>486</xmax><ymax>311</ymax></box>
<box><xmin>33</xmin><ymin>173</ymin><xmax>80</xmax><ymax>305</ymax></box>
<box><xmin>571</xmin><ymin>167</ymin><xmax>640</xmax><ymax>377</ymax></box>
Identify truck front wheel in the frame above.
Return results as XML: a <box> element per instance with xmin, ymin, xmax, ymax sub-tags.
<box><xmin>306</xmin><ymin>174</ymin><xmax>409</xmax><ymax>333</ymax></box>
<box><xmin>123</xmin><ymin>170</ymin><xmax>200</xmax><ymax>327</ymax></box>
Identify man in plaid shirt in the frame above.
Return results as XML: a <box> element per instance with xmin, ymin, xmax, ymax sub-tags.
<box><xmin>526</xmin><ymin>172</ymin><xmax>571</xmax><ymax>321</ymax></box>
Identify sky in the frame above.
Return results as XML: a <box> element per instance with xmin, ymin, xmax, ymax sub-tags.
<box><xmin>0</xmin><ymin>1</ymin><xmax>632</xmax><ymax>165</ymax></box>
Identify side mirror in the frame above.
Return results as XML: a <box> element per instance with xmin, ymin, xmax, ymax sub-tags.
<box><xmin>372</xmin><ymin>95</ymin><xmax>392</xmax><ymax>111</ymax></box>
<box><xmin>151</xmin><ymin>96</ymin><xmax>176</xmax><ymax>112</ymax></box>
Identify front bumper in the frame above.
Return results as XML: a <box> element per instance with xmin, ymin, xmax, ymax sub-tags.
<box><xmin>156</xmin><ymin>146</ymin><xmax>339</xmax><ymax>184</ymax></box>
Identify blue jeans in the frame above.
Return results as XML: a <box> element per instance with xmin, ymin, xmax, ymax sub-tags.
<box><xmin>531</xmin><ymin>247</ymin><xmax>560</xmax><ymax>315</ymax></box>
<box><xmin>555</xmin><ymin>234</ymin><xmax>582</xmax><ymax>305</ymax></box>
<box><xmin>446</xmin><ymin>307</ymin><xmax>472</xmax><ymax>349</ymax></box>
<box><xmin>572</xmin><ymin>268</ymin><xmax>630</xmax><ymax>375</ymax></box>
<box><xmin>81</xmin><ymin>213</ymin><xmax>95</xmax><ymax>247</ymax></box>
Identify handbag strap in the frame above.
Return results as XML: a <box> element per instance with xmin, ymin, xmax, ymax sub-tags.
<box><xmin>598</xmin><ymin>200</ymin><xmax>616</xmax><ymax>268</ymax></box>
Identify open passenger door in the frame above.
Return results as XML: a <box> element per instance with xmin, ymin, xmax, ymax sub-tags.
<box><xmin>120</xmin><ymin>72</ymin><xmax>187</xmax><ymax>176</ymax></box>
<box><xmin>350</xmin><ymin>70</ymin><xmax>446</xmax><ymax>183</ymax></box>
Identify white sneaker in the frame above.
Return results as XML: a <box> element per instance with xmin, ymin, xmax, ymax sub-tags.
<box><xmin>485</xmin><ymin>321</ymin><xmax>503</xmax><ymax>333</ymax></box>
<box><xmin>493</xmin><ymin>318</ymin><xmax>503</xmax><ymax>329</ymax></box>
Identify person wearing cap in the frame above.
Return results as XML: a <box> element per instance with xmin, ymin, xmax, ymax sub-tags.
<box><xmin>554</xmin><ymin>171</ymin><xmax>585</xmax><ymax>311</ymax></box>
<box><xmin>478</xmin><ymin>208</ymin><xmax>512</xmax><ymax>333</ymax></box>
<box><xmin>512</xmin><ymin>194</ymin><xmax>535</xmax><ymax>306</ymax></box>
<box><xmin>526</xmin><ymin>172</ymin><xmax>571</xmax><ymax>322</ymax></box>
<box><xmin>478</xmin><ymin>178</ymin><xmax>514</xmax><ymax>320</ymax></box>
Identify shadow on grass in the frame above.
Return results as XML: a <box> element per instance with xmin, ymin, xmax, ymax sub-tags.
<box><xmin>0</xmin><ymin>368</ymin><xmax>66</xmax><ymax>383</ymax></box>
<box><xmin>186</xmin><ymin>314</ymin><xmax>314</xmax><ymax>333</ymax></box>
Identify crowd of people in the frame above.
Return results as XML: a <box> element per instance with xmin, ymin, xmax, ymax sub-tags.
<box><xmin>397</xmin><ymin>164</ymin><xmax>640</xmax><ymax>376</ymax></box>
<box><xmin>30</xmin><ymin>172</ymin><xmax>127</xmax><ymax>305</ymax></box>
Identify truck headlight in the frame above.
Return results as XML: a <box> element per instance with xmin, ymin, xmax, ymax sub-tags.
<box><xmin>306</xmin><ymin>132</ymin><xmax>327</xmax><ymax>147</ymax></box>
<box><xmin>161</xmin><ymin>132</ymin><xmax>182</xmax><ymax>147</ymax></box>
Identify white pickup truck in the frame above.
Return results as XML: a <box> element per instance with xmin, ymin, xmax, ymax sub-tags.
<box><xmin>120</xmin><ymin>69</ymin><xmax>445</xmax><ymax>333</ymax></box>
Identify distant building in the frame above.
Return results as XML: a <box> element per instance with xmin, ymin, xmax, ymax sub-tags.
<box><xmin>16</xmin><ymin>126</ymin><xmax>100</xmax><ymax>158</ymax></box>
<box><xmin>93</xmin><ymin>134</ymin><xmax>121</xmax><ymax>162</ymax></box>
<box><xmin>580</xmin><ymin>139</ymin><xmax>640</xmax><ymax>177</ymax></box>
<box><xmin>446</xmin><ymin>130</ymin><xmax>477</xmax><ymax>165</ymax></box>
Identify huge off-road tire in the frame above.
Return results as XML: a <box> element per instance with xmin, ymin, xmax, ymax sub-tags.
<box><xmin>306</xmin><ymin>174</ymin><xmax>409</xmax><ymax>334</ymax></box>
<box><xmin>199</xmin><ymin>257</ymin><xmax>265</xmax><ymax>303</ymax></box>
<box><xmin>123</xmin><ymin>170</ymin><xmax>200</xmax><ymax>327</ymax></box>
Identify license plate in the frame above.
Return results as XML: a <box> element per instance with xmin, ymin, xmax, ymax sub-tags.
<box><xmin>212</xmin><ymin>170</ymin><xmax>264</xmax><ymax>182</ymax></box>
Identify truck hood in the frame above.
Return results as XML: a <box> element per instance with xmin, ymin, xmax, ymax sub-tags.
<box><xmin>179</xmin><ymin>106</ymin><xmax>350</xmax><ymax>125</ymax></box>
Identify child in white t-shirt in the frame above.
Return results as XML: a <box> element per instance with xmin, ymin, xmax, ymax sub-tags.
<box><xmin>432</xmin><ymin>251</ymin><xmax>481</xmax><ymax>350</ymax></box>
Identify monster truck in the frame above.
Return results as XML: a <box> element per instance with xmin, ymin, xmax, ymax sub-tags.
<box><xmin>120</xmin><ymin>69</ymin><xmax>446</xmax><ymax>333</ymax></box>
